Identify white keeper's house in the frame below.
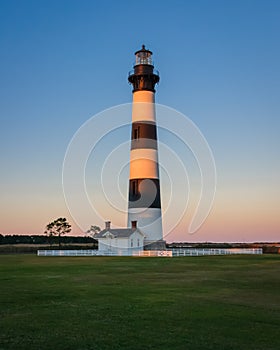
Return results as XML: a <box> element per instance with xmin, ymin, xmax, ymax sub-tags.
<box><xmin>94</xmin><ymin>221</ymin><xmax>145</xmax><ymax>255</ymax></box>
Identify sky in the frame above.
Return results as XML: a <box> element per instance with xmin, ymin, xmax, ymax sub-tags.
<box><xmin>0</xmin><ymin>0</ymin><xmax>279</xmax><ymax>242</ymax></box>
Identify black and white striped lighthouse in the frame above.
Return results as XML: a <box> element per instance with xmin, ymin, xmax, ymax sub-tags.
<box><xmin>127</xmin><ymin>45</ymin><xmax>165</xmax><ymax>250</ymax></box>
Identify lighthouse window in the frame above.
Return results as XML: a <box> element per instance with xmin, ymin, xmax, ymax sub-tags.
<box><xmin>133</xmin><ymin>126</ymin><xmax>140</xmax><ymax>140</ymax></box>
<box><xmin>132</xmin><ymin>180</ymin><xmax>137</xmax><ymax>195</ymax></box>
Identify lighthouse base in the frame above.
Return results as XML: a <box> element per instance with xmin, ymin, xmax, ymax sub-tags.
<box><xmin>144</xmin><ymin>240</ymin><xmax>166</xmax><ymax>251</ymax></box>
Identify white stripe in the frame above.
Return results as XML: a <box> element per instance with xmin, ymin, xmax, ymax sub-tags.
<box><xmin>129</xmin><ymin>149</ymin><xmax>159</xmax><ymax>179</ymax></box>
<box><xmin>132</xmin><ymin>91</ymin><xmax>156</xmax><ymax>122</ymax></box>
<box><xmin>130</xmin><ymin>148</ymin><xmax>158</xmax><ymax>161</ymax></box>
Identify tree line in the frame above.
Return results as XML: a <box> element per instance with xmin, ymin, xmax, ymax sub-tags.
<box><xmin>0</xmin><ymin>217</ymin><xmax>101</xmax><ymax>246</ymax></box>
<box><xmin>0</xmin><ymin>234</ymin><xmax>97</xmax><ymax>245</ymax></box>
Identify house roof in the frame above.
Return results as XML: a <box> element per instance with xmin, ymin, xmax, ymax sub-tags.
<box><xmin>94</xmin><ymin>228</ymin><xmax>144</xmax><ymax>239</ymax></box>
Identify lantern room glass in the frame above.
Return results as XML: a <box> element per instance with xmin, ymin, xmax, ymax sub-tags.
<box><xmin>135</xmin><ymin>50</ymin><xmax>153</xmax><ymax>65</ymax></box>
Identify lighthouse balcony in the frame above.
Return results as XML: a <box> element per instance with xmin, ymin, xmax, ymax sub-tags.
<box><xmin>128</xmin><ymin>69</ymin><xmax>159</xmax><ymax>79</ymax></box>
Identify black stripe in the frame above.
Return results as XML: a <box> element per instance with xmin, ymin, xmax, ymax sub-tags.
<box><xmin>131</xmin><ymin>122</ymin><xmax>157</xmax><ymax>140</ymax></box>
<box><xmin>128</xmin><ymin>178</ymin><xmax>161</xmax><ymax>209</ymax></box>
<box><xmin>131</xmin><ymin>122</ymin><xmax>158</xmax><ymax>150</ymax></box>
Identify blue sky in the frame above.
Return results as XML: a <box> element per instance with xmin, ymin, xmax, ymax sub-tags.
<box><xmin>0</xmin><ymin>0</ymin><xmax>279</xmax><ymax>241</ymax></box>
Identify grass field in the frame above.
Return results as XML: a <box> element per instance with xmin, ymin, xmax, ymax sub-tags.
<box><xmin>0</xmin><ymin>254</ymin><xmax>280</xmax><ymax>350</ymax></box>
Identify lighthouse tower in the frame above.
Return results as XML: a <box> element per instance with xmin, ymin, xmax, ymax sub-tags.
<box><xmin>128</xmin><ymin>45</ymin><xmax>165</xmax><ymax>250</ymax></box>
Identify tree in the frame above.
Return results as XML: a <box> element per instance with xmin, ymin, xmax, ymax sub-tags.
<box><xmin>86</xmin><ymin>225</ymin><xmax>101</xmax><ymax>237</ymax></box>
<box><xmin>44</xmin><ymin>218</ymin><xmax>71</xmax><ymax>248</ymax></box>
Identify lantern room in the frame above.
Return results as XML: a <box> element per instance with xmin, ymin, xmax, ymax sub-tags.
<box><xmin>135</xmin><ymin>45</ymin><xmax>153</xmax><ymax>66</ymax></box>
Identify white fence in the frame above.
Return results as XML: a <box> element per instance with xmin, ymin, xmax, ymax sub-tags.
<box><xmin>37</xmin><ymin>248</ymin><xmax>262</xmax><ymax>257</ymax></box>
<box><xmin>37</xmin><ymin>249</ymin><xmax>172</xmax><ymax>257</ymax></box>
<box><xmin>171</xmin><ymin>248</ymin><xmax>262</xmax><ymax>256</ymax></box>
<box><xmin>38</xmin><ymin>250</ymin><xmax>100</xmax><ymax>257</ymax></box>
<box><xmin>134</xmin><ymin>250</ymin><xmax>173</xmax><ymax>257</ymax></box>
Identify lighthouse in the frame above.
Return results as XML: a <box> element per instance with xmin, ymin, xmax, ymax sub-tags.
<box><xmin>127</xmin><ymin>45</ymin><xmax>165</xmax><ymax>250</ymax></box>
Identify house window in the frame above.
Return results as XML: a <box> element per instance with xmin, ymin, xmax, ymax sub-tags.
<box><xmin>131</xmin><ymin>239</ymin><xmax>133</xmax><ymax>248</ymax></box>
<box><xmin>137</xmin><ymin>239</ymin><xmax>140</xmax><ymax>247</ymax></box>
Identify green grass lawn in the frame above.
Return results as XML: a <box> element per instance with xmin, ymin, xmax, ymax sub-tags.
<box><xmin>0</xmin><ymin>254</ymin><xmax>280</xmax><ymax>350</ymax></box>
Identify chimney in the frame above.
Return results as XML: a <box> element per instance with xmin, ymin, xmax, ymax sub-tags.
<box><xmin>131</xmin><ymin>220</ymin><xmax>137</xmax><ymax>229</ymax></box>
<box><xmin>105</xmin><ymin>221</ymin><xmax>111</xmax><ymax>230</ymax></box>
